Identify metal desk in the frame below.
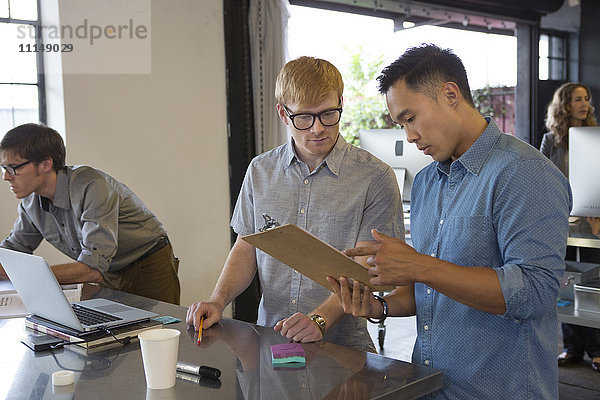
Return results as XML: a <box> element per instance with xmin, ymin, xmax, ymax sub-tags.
<box><xmin>556</xmin><ymin>218</ymin><xmax>600</xmax><ymax>329</ymax></box>
<box><xmin>558</xmin><ymin>305</ymin><xmax>600</xmax><ymax>330</ymax></box>
<box><xmin>0</xmin><ymin>285</ymin><xmax>442</xmax><ymax>399</ymax></box>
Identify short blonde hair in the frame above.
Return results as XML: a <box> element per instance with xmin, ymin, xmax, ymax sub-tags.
<box><xmin>275</xmin><ymin>56</ymin><xmax>343</xmax><ymax>108</ymax></box>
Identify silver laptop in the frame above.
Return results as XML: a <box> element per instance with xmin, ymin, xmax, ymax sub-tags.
<box><xmin>0</xmin><ymin>247</ymin><xmax>158</xmax><ymax>334</ymax></box>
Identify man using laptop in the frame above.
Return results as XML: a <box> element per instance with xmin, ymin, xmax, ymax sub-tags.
<box><xmin>186</xmin><ymin>57</ymin><xmax>404</xmax><ymax>351</ymax></box>
<box><xmin>0</xmin><ymin>123</ymin><xmax>180</xmax><ymax>304</ymax></box>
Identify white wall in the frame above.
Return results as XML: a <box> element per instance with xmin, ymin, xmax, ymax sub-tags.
<box><xmin>0</xmin><ymin>0</ymin><xmax>231</xmax><ymax>308</ymax></box>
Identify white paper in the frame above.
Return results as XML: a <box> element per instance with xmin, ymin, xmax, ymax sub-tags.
<box><xmin>0</xmin><ymin>283</ymin><xmax>82</xmax><ymax>318</ymax></box>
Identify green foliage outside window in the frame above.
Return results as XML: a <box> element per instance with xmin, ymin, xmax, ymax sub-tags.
<box><xmin>339</xmin><ymin>48</ymin><xmax>395</xmax><ymax>146</ymax></box>
<box><xmin>339</xmin><ymin>50</ymin><xmax>512</xmax><ymax>145</ymax></box>
<box><xmin>472</xmin><ymin>86</ymin><xmax>495</xmax><ymax>118</ymax></box>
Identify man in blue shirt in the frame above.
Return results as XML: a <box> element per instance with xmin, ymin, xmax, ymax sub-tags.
<box><xmin>328</xmin><ymin>44</ymin><xmax>571</xmax><ymax>399</ymax></box>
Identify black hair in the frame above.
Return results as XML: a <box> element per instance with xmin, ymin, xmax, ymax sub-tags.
<box><xmin>377</xmin><ymin>43</ymin><xmax>475</xmax><ymax>107</ymax></box>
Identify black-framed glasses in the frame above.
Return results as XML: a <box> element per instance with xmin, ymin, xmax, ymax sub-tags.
<box><xmin>1</xmin><ymin>160</ymin><xmax>33</xmax><ymax>176</ymax></box>
<box><xmin>283</xmin><ymin>105</ymin><xmax>343</xmax><ymax>130</ymax></box>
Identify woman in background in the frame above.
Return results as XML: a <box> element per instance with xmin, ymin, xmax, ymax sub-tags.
<box><xmin>542</xmin><ymin>82</ymin><xmax>600</xmax><ymax>372</ymax></box>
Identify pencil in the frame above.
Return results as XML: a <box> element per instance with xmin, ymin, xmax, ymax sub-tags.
<box><xmin>197</xmin><ymin>315</ymin><xmax>204</xmax><ymax>344</ymax></box>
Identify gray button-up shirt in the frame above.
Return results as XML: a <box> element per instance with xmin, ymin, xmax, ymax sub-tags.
<box><xmin>1</xmin><ymin>166</ymin><xmax>167</xmax><ymax>274</ymax></box>
<box><xmin>231</xmin><ymin>135</ymin><xmax>404</xmax><ymax>351</ymax></box>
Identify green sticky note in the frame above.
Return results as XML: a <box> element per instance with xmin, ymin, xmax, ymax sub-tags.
<box><xmin>153</xmin><ymin>316</ymin><xmax>181</xmax><ymax>324</ymax></box>
<box><xmin>271</xmin><ymin>355</ymin><xmax>306</xmax><ymax>366</ymax></box>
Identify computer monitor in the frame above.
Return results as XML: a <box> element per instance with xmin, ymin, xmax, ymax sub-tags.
<box><xmin>569</xmin><ymin>126</ymin><xmax>600</xmax><ymax>217</ymax></box>
<box><xmin>358</xmin><ymin>129</ymin><xmax>432</xmax><ymax>201</ymax></box>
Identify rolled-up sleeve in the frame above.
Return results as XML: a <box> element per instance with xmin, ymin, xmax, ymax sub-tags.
<box><xmin>0</xmin><ymin>203</ymin><xmax>44</xmax><ymax>254</ymax></box>
<box><xmin>75</xmin><ymin>179</ymin><xmax>120</xmax><ymax>274</ymax></box>
<box><xmin>494</xmin><ymin>159</ymin><xmax>571</xmax><ymax>321</ymax></box>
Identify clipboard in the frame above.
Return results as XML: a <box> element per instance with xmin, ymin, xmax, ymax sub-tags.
<box><xmin>242</xmin><ymin>224</ymin><xmax>394</xmax><ymax>292</ymax></box>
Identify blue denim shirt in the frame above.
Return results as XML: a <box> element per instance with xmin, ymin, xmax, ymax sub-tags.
<box><xmin>411</xmin><ymin>119</ymin><xmax>571</xmax><ymax>399</ymax></box>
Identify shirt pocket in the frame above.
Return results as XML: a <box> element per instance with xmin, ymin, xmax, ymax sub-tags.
<box><xmin>44</xmin><ymin>231</ymin><xmax>62</xmax><ymax>246</ymax></box>
<box><xmin>440</xmin><ymin>215</ymin><xmax>495</xmax><ymax>267</ymax></box>
<box><xmin>308</xmin><ymin>210</ymin><xmax>361</xmax><ymax>251</ymax></box>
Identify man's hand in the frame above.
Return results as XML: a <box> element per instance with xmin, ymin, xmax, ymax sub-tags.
<box><xmin>327</xmin><ymin>276</ymin><xmax>382</xmax><ymax>319</ymax></box>
<box><xmin>0</xmin><ymin>263</ymin><xmax>8</xmax><ymax>280</ymax></box>
<box><xmin>588</xmin><ymin>217</ymin><xmax>600</xmax><ymax>237</ymax></box>
<box><xmin>186</xmin><ymin>301</ymin><xmax>223</xmax><ymax>331</ymax></box>
<box><xmin>185</xmin><ymin>322</ymin><xmax>223</xmax><ymax>348</ymax></box>
<box><xmin>343</xmin><ymin>228</ymin><xmax>423</xmax><ymax>287</ymax></box>
<box><xmin>274</xmin><ymin>313</ymin><xmax>323</xmax><ymax>343</ymax></box>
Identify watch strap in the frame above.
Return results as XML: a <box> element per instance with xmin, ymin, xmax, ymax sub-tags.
<box><xmin>367</xmin><ymin>294</ymin><xmax>388</xmax><ymax>324</ymax></box>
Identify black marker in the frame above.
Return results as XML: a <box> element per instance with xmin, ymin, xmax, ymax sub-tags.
<box><xmin>176</xmin><ymin>372</ymin><xmax>221</xmax><ymax>389</ymax></box>
<box><xmin>176</xmin><ymin>362</ymin><xmax>221</xmax><ymax>379</ymax></box>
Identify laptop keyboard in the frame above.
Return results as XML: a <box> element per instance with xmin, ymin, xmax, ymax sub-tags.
<box><xmin>72</xmin><ymin>304</ymin><xmax>123</xmax><ymax>326</ymax></box>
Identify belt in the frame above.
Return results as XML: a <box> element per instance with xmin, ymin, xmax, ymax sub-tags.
<box><xmin>138</xmin><ymin>236</ymin><xmax>170</xmax><ymax>261</ymax></box>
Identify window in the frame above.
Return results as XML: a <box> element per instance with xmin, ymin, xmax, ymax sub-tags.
<box><xmin>539</xmin><ymin>32</ymin><xmax>568</xmax><ymax>81</ymax></box>
<box><xmin>0</xmin><ymin>0</ymin><xmax>45</xmax><ymax>136</ymax></box>
<box><xmin>288</xmin><ymin>5</ymin><xmax>517</xmax><ymax>137</ymax></box>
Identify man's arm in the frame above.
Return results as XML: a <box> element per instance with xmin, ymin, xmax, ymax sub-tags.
<box><xmin>2</xmin><ymin>260</ymin><xmax>102</xmax><ymax>284</ymax></box>
<box><xmin>0</xmin><ymin>205</ymin><xmax>45</xmax><ymax>280</ymax></box>
<box><xmin>1</xmin><ymin>204</ymin><xmax>45</xmax><ymax>281</ymax></box>
<box><xmin>328</xmin><ymin>275</ymin><xmax>416</xmax><ymax>319</ymax></box>
<box><xmin>341</xmin><ymin>160</ymin><xmax>569</xmax><ymax>320</ymax></box>
<box><xmin>412</xmin><ymin>257</ymin><xmax>505</xmax><ymax>314</ymax></box>
<box><xmin>50</xmin><ymin>261</ymin><xmax>103</xmax><ymax>284</ymax></box>
<box><xmin>274</xmin><ymin>240</ymin><xmax>376</xmax><ymax>342</ymax></box>
<box><xmin>75</xmin><ymin>178</ymin><xmax>122</xmax><ymax>275</ymax></box>
<box><xmin>346</xmin><ymin>230</ymin><xmax>506</xmax><ymax>315</ymax></box>
<box><xmin>186</xmin><ymin>235</ymin><xmax>258</xmax><ymax>330</ymax></box>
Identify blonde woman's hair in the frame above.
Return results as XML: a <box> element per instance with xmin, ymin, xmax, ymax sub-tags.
<box><xmin>545</xmin><ymin>82</ymin><xmax>597</xmax><ymax>149</ymax></box>
<box><xmin>275</xmin><ymin>56</ymin><xmax>343</xmax><ymax>108</ymax></box>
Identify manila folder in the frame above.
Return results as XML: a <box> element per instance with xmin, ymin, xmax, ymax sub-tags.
<box><xmin>242</xmin><ymin>224</ymin><xmax>394</xmax><ymax>292</ymax></box>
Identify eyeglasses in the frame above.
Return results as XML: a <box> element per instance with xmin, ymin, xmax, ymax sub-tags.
<box><xmin>283</xmin><ymin>105</ymin><xmax>343</xmax><ymax>130</ymax></box>
<box><xmin>1</xmin><ymin>160</ymin><xmax>33</xmax><ymax>176</ymax></box>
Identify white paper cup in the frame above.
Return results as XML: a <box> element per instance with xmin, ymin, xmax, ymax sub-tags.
<box><xmin>138</xmin><ymin>328</ymin><xmax>181</xmax><ymax>389</ymax></box>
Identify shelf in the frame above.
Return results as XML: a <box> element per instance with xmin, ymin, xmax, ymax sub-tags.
<box><xmin>567</xmin><ymin>237</ymin><xmax>600</xmax><ymax>249</ymax></box>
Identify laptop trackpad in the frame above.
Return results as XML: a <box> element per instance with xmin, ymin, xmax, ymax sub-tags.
<box><xmin>95</xmin><ymin>304</ymin><xmax>132</xmax><ymax>314</ymax></box>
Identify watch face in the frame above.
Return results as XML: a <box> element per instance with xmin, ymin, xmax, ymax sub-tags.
<box><xmin>310</xmin><ymin>315</ymin><xmax>326</xmax><ymax>333</ymax></box>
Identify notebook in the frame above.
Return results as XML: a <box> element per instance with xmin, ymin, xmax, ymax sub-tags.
<box><xmin>0</xmin><ymin>247</ymin><xmax>158</xmax><ymax>335</ymax></box>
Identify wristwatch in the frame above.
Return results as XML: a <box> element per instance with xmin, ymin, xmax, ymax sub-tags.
<box><xmin>309</xmin><ymin>314</ymin><xmax>326</xmax><ymax>337</ymax></box>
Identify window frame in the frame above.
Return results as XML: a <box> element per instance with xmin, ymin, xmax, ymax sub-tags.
<box><xmin>539</xmin><ymin>29</ymin><xmax>569</xmax><ymax>81</ymax></box>
<box><xmin>0</xmin><ymin>0</ymin><xmax>46</xmax><ymax>126</ymax></box>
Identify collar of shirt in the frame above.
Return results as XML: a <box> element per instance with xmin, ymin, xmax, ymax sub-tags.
<box><xmin>436</xmin><ymin>117</ymin><xmax>502</xmax><ymax>178</ymax></box>
<box><xmin>283</xmin><ymin>134</ymin><xmax>347</xmax><ymax>177</ymax></box>
<box><xmin>39</xmin><ymin>168</ymin><xmax>71</xmax><ymax>212</ymax></box>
